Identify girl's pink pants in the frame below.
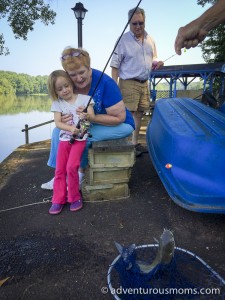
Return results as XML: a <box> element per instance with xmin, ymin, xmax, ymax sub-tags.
<box><xmin>52</xmin><ymin>140</ymin><xmax>86</xmax><ymax>204</ymax></box>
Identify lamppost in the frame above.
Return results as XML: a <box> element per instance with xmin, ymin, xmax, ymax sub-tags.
<box><xmin>71</xmin><ymin>2</ymin><xmax>88</xmax><ymax>48</ymax></box>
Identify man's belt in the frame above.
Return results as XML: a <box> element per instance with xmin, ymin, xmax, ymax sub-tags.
<box><xmin>128</xmin><ymin>78</ymin><xmax>147</xmax><ymax>84</ymax></box>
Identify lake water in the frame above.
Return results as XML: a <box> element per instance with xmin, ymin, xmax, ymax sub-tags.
<box><xmin>0</xmin><ymin>95</ymin><xmax>151</xmax><ymax>163</ymax></box>
<box><xmin>0</xmin><ymin>95</ymin><xmax>54</xmax><ymax>163</ymax></box>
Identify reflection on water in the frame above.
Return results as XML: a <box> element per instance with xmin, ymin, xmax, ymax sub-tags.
<box><xmin>0</xmin><ymin>94</ymin><xmax>52</xmax><ymax>114</ymax></box>
<box><xmin>0</xmin><ymin>95</ymin><xmax>54</xmax><ymax>163</ymax></box>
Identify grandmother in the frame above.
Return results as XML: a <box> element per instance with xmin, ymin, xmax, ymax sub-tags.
<box><xmin>41</xmin><ymin>47</ymin><xmax>135</xmax><ymax>189</ymax></box>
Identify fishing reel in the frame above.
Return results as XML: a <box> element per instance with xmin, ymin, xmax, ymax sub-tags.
<box><xmin>69</xmin><ymin>118</ymin><xmax>92</xmax><ymax>144</ymax></box>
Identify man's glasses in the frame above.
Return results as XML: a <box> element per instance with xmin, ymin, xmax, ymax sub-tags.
<box><xmin>132</xmin><ymin>22</ymin><xmax>144</xmax><ymax>26</ymax></box>
<box><xmin>61</xmin><ymin>51</ymin><xmax>85</xmax><ymax>61</ymax></box>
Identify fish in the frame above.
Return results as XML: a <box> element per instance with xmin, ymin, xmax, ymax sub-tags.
<box><xmin>115</xmin><ymin>242</ymin><xmax>136</xmax><ymax>270</ymax></box>
<box><xmin>115</xmin><ymin>229</ymin><xmax>175</xmax><ymax>276</ymax></box>
<box><xmin>137</xmin><ymin>229</ymin><xmax>175</xmax><ymax>274</ymax></box>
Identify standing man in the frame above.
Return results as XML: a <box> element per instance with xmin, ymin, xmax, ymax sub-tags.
<box><xmin>110</xmin><ymin>7</ymin><xmax>163</xmax><ymax>156</ymax></box>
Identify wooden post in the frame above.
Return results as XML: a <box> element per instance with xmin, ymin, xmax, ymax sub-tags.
<box><xmin>25</xmin><ymin>124</ymin><xmax>29</xmax><ymax>144</ymax></box>
<box><xmin>21</xmin><ymin>119</ymin><xmax>54</xmax><ymax>145</ymax></box>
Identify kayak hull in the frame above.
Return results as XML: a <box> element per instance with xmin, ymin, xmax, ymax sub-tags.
<box><xmin>146</xmin><ymin>98</ymin><xmax>225</xmax><ymax>213</ymax></box>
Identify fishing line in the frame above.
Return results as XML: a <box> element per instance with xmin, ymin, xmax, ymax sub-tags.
<box><xmin>69</xmin><ymin>0</ymin><xmax>143</xmax><ymax>143</ymax></box>
<box><xmin>0</xmin><ymin>197</ymin><xmax>128</xmax><ymax>213</ymax></box>
<box><xmin>85</xmin><ymin>0</ymin><xmax>143</xmax><ymax>107</ymax></box>
<box><xmin>0</xmin><ymin>197</ymin><xmax>51</xmax><ymax>213</ymax></box>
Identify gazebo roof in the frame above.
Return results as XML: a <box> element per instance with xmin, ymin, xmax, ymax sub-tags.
<box><xmin>151</xmin><ymin>63</ymin><xmax>225</xmax><ymax>78</ymax></box>
<box><xmin>149</xmin><ymin>63</ymin><xmax>225</xmax><ymax>99</ymax></box>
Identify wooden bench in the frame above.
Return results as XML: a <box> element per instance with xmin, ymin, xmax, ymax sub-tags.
<box><xmin>81</xmin><ymin>138</ymin><xmax>135</xmax><ymax>201</ymax></box>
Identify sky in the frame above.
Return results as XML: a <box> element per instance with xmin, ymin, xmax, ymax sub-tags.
<box><xmin>0</xmin><ymin>0</ymin><xmax>211</xmax><ymax>77</ymax></box>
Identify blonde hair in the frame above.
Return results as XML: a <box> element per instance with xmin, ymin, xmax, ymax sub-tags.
<box><xmin>61</xmin><ymin>47</ymin><xmax>91</xmax><ymax>71</ymax></box>
<box><xmin>48</xmin><ymin>70</ymin><xmax>74</xmax><ymax>100</ymax></box>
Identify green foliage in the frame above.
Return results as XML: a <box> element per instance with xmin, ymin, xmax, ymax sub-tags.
<box><xmin>201</xmin><ymin>25</ymin><xmax>225</xmax><ymax>63</ymax></box>
<box><xmin>197</xmin><ymin>0</ymin><xmax>225</xmax><ymax>63</ymax></box>
<box><xmin>0</xmin><ymin>34</ymin><xmax>9</xmax><ymax>55</ymax></box>
<box><xmin>154</xmin><ymin>81</ymin><xmax>204</xmax><ymax>91</ymax></box>
<box><xmin>0</xmin><ymin>0</ymin><xmax>56</xmax><ymax>55</ymax></box>
<box><xmin>197</xmin><ymin>0</ymin><xmax>217</xmax><ymax>6</ymax></box>
<box><xmin>0</xmin><ymin>71</ymin><xmax>48</xmax><ymax>95</ymax></box>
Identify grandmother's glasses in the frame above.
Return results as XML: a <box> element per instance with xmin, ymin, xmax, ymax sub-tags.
<box><xmin>61</xmin><ymin>51</ymin><xmax>85</xmax><ymax>61</ymax></box>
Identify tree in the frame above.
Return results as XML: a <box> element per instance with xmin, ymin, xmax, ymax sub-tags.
<box><xmin>201</xmin><ymin>26</ymin><xmax>225</xmax><ymax>63</ymax></box>
<box><xmin>0</xmin><ymin>77</ymin><xmax>15</xmax><ymax>95</ymax></box>
<box><xmin>0</xmin><ymin>0</ymin><xmax>56</xmax><ymax>56</ymax></box>
<box><xmin>197</xmin><ymin>0</ymin><xmax>225</xmax><ymax>63</ymax></box>
<box><xmin>0</xmin><ymin>71</ymin><xmax>48</xmax><ymax>95</ymax></box>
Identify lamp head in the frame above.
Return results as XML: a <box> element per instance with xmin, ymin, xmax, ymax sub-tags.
<box><xmin>71</xmin><ymin>2</ymin><xmax>88</xmax><ymax>20</ymax></box>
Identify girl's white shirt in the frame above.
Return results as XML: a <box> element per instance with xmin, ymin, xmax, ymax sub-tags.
<box><xmin>51</xmin><ymin>94</ymin><xmax>93</xmax><ymax>141</ymax></box>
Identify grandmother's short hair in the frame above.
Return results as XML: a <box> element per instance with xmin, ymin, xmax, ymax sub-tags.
<box><xmin>61</xmin><ymin>47</ymin><xmax>91</xmax><ymax>71</ymax></box>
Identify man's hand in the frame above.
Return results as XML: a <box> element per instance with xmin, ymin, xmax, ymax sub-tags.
<box><xmin>175</xmin><ymin>21</ymin><xmax>207</xmax><ymax>55</ymax></box>
<box><xmin>152</xmin><ymin>60</ymin><xmax>164</xmax><ymax>70</ymax></box>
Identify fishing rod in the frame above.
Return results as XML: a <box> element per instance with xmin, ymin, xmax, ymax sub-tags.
<box><xmin>69</xmin><ymin>0</ymin><xmax>143</xmax><ymax>144</ymax></box>
<box><xmin>163</xmin><ymin>53</ymin><xmax>177</xmax><ymax>63</ymax></box>
<box><xmin>163</xmin><ymin>48</ymin><xmax>186</xmax><ymax>63</ymax></box>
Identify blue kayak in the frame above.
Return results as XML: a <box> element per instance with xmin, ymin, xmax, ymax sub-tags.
<box><xmin>146</xmin><ymin>97</ymin><xmax>225</xmax><ymax>214</ymax></box>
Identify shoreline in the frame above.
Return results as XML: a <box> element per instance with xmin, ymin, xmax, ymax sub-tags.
<box><xmin>0</xmin><ymin>139</ymin><xmax>51</xmax><ymax>190</ymax></box>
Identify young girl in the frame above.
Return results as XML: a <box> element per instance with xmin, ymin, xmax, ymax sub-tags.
<box><xmin>48</xmin><ymin>70</ymin><xmax>94</xmax><ymax>215</ymax></box>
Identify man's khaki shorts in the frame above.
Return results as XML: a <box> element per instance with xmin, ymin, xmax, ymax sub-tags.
<box><xmin>119</xmin><ymin>79</ymin><xmax>150</xmax><ymax>112</ymax></box>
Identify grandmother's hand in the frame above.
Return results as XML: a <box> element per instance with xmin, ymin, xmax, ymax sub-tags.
<box><xmin>70</xmin><ymin>126</ymin><xmax>79</xmax><ymax>135</ymax></box>
<box><xmin>61</xmin><ymin>114</ymin><xmax>73</xmax><ymax>123</ymax></box>
<box><xmin>80</xmin><ymin>112</ymin><xmax>89</xmax><ymax>120</ymax></box>
<box><xmin>76</xmin><ymin>106</ymin><xmax>86</xmax><ymax>116</ymax></box>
